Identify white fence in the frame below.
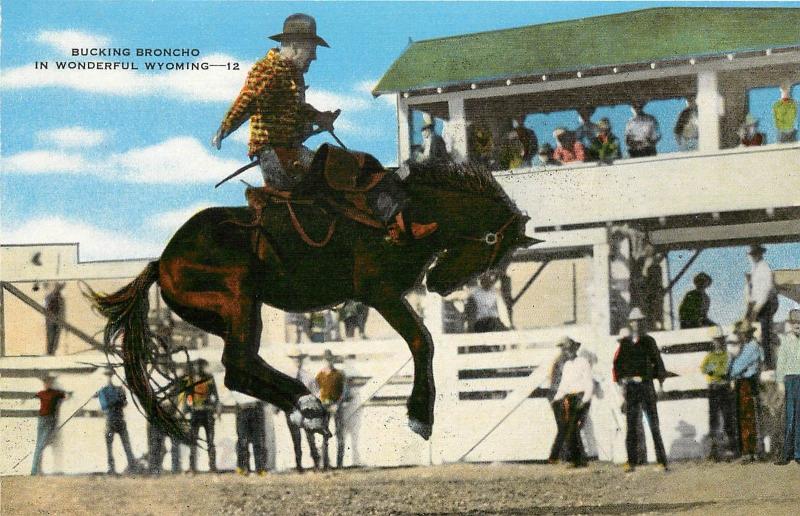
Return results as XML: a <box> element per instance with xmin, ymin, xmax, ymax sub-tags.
<box><xmin>1</xmin><ymin>325</ymin><xmax>722</xmax><ymax>475</ymax></box>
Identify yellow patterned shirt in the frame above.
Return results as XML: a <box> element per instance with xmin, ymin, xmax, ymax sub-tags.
<box><xmin>220</xmin><ymin>49</ymin><xmax>315</xmax><ymax>156</ymax></box>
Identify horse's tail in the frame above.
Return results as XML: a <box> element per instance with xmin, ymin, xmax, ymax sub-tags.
<box><xmin>88</xmin><ymin>260</ymin><xmax>188</xmax><ymax>442</ymax></box>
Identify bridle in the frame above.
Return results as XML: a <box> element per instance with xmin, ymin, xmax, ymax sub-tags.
<box><xmin>457</xmin><ymin>213</ymin><xmax>520</xmax><ymax>268</ymax></box>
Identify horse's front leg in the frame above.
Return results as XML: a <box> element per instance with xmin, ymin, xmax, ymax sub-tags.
<box><xmin>373</xmin><ymin>299</ymin><xmax>435</xmax><ymax>440</ymax></box>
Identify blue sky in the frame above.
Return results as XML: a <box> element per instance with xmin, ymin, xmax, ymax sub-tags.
<box><xmin>1</xmin><ymin>1</ymin><xmax>798</xmax><ymax>324</ymax></box>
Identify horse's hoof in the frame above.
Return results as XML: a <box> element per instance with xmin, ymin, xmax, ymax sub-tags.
<box><xmin>297</xmin><ymin>394</ymin><xmax>325</xmax><ymax>419</ymax></box>
<box><xmin>408</xmin><ymin>418</ymin><xmax>432</xmax><ymax>440</ymax></box>
<box><xmin>302</xmin><ymin>416</ymin><xmax>331</xmax><ymax>437</ymax></box>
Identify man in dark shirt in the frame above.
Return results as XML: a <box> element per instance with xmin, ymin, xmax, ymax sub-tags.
<box><xmin>678</xmin><ymin>273</ymin><xmax>714</xmax><ymax>329</ymax></box>
<box><xmin>44</xmin><ymin>282</ymin><xmax>65</xmax><ymax>355</ymax></box>
<box><xmin>188</xmin><ymin>359</ymin><xmax>220</xmax><ymax>473</ymax></box>
<box><xmin>613</xmin><ymin>307</ymin><xmax>669</xmax><ymax>471</ymax></box>
<box><xmin>97</xmin><ymin>368</ymin><xmax>137</xmax><ymax>474</ymax></box>
<box><xmin>547</xmin><ymin>336</ymin><xmax>572</xmax><ymax>463</ymax></box>
<box><xmin>31</xmin><ymin>375</ymin><xmax>68</xmax><ymax>475</ymax></box>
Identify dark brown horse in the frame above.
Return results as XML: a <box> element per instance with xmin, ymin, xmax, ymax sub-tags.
<box><xmin>90</xmin><ymin>158</ymin><xmax>537</xmax><ymax>441</ymax></box>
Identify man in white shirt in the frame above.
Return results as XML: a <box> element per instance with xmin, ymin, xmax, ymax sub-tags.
<box><xmin>746</xmin><ymin>244</ymin><xmax>778</xmax><ymax>368</ymax></box>
<box><xmin>284</xmin><ymin>347</ymin><xmax>320</xmax><ymax>472</ymax></box>
<box><xmin>466</xmin><ymin>274</ymin><xmax>508</xmax><ymax>333</ymax></box>
<box><xmin>624</xmin><ymin>101</ymin><xmax>661</xmax><ymax>158</ymax></box>
<box><xmin>550</xmin><ymin>337</ymin><xmax>594</xmax><ymax>467</ymax></box>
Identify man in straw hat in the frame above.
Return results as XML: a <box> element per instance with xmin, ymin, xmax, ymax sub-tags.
<box><xmin>588</xmin><ymin>117</ymin><xmax>621</xmax><ymax>164</ymax></box>
<box><xmin>284</xmin><ymin>346</ymin><xmax>321</xmax><ymax>472</ymax></box>
<box><xmin>700</xmin><ymin>326</ymin><xmax>736</xmax><ymax>460</ymax></box>
<box><xmin>745</xmin><ymin>243</ymin><xmax>778</xmax><ymax>369</ymax></box>
<box><xmin>97</xmin><ymin>368</ymin><xmax>137</xmax><ymax>474</ymax></box>
<box><xmin>549</xmin><ymin>337</ymin><xmax>593</xmax><ymax>467</ymax></box>
<box><xmin>613</xmin><ymin>307</ymin><xmax>669</xmax><ymax>472</ymax></box>
<box><xmin>212</xmin><ymin>14</ymin><xmax>339</xmax><ymax>190</ymax></box>
<box><xmin>414</xmin><ymin>113</ymin><xmax>449</xmax><ymax>165</ymax></box>
<box><xmin>316</xmin><ymin>349</ymin><xmax>348</xmax><ymax>469</ymax></box>
<box><xmin>775</xmin><ymin>309</ymin><xmax>800</xmax><ymax>465</ymax></box>
<box><xmin>678</xmin><ymin>272</ymin><xmax>714</xmax><ymax>329</ymax></box>
<box><xmin>728</xmin><ymin>319</ymin><xmax>764</xmax><ymax>462</ymax></box>
<box><xmin>31</xmin><ymin>374</ymin><xmax>69</xmax><ymax>475</ymax></box>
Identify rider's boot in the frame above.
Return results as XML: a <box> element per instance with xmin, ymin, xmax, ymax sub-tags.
<box><xmin>387</xmin><ymin>212</ymin><xmax>438</xmax><ymax>244</ymax></box>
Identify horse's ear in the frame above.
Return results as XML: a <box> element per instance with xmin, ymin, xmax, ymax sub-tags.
<box><xmin>519</xmin><ymin>236</ymin><xmax>544</xmax><ymax>248</ymax></box>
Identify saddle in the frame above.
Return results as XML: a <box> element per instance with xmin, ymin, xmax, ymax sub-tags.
<box><xmin>245</xmin><ymin>145</ymin><xmax>393</xmax><ymax>255</ymax></box>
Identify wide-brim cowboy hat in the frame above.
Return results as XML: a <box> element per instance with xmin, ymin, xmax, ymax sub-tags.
<box><xmin>628</xmin><ymin>307</ymin><xmax>645</xmax><ymax>321</ymax></box>
<box><xmin>789</xmin><ymin>309</ymin><xmax>800</xmax><ymax>323</ymax></box>
<box><xmin>734</xmin><ymin>319</ymin><xmax>755</xmax><ymax>334</ymax></box>
<box><xmin>270</xmin><ymin>13</ymin><xmax>329</xmax><ymax>48</ymax></box>
<box><xmin>693</xmin><ymin>272</ymin><xmax>712</xmax><ymax>288</ymax></box>
<box><xmin>421</xmin><ymin>112</ymin><xmax>435</xmax><ymax>131</ymax></box>
<box><xmin>747</xmin><ymin>243</ymin><xmax>766</xmax><ymax>255</ymax></box>
<box><xmin>322</xmin><ymin>348</ymin><xmax>336</xmax><ymax>360</ymax></box>
<box><xmin>597</xmin><ymin>118</ymin><xmax>611</xmax><ymax>130</ymax></box>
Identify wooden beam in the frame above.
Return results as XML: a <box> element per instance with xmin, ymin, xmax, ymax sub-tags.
<box><xmin>511</xmin><ymin>261</ymin><xmax>550</xmax><ymax>305</ymax></box>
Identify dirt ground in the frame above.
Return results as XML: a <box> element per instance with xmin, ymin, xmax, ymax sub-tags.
<box><xmin>3</xmin><ymin>461</ymin><xmax>799</xmax><ymax>515</ymax></box>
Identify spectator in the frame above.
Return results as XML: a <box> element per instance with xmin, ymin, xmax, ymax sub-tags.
<box><xmin>147</xmin><ymin>401</ymin><xmax>182</xmax><ymax>475</ymax></box>
<box><xmin>316</xmin><ymin>349</ymin><xmax>348</xmax><ymax>469</ymax></box>
<box><xmin>678</xmin><ymin>272</ymin><xmax>715</xmax><ymax>329</ymax></box>
<box><xmin>232</xmin><ymin>391</ymin><xmax>268</xmax><ymax>476</ymax></box>
<box><xmin>701</xmin><ymin>327</ymin><xmax>737</xmax><ymax>460</ymax></box>
<box><xmin>31</xmin><ymin>375</ymin><xmax>68</xmax><ymax>476</ymax></box>
<box><xmin>44</xmin><ymin>282</ymin><xmax>65</xmax><ymax>355</ymax></box>
<box><xmin>773</xmin><ymin>81</ymin><xmax>797</xmax><ymax>143</ymax></box>
<box><xmin>738</xmin><ymin>114</ymin><xmax>765</xmax><ymax>147</ymax></box>
<box><xmin>341</xmin><ymin>301</ymin><xmax>369</xmax><ymax>340</ymax></box>
<box><xmin>631</xmin><ymin>244</ymin><xmax>664</xmax><ymax>331</ymax></box>
<box><xmin>728</xmin><ymin>320</ymin><xmax>764</xmax><ymax>463</ymax></box>
<box><xmin>550</xmin><ymin>338</ymin><xmax>594</xmax><ymax>467</ymax></box>
<box><xmin>498</xmin><ymin>129</ymin><xmax>526</xmax><ymax>170</ymax></box>
<box><xmin>97</xmin><ymin>368</ymin><xmax>137</xmax><ymax>475</ymax></box>
<box><xmin>468</xmin><ymin>123</ymin><xmax>494</xmax><ymax>167</ymax></box>
<box><xmin>588</xmin><ymin>118</ymin><xmax>621</xmax><ymax>163</ymax></box>
<box><xmin>547</xmin><ymin>336</ymin><xmax>573</xmax><ymax>464</ymax></box>
<box><xmin>285</xmin><ymin>346</ymin><xmax>321</xmax><ymax>472</ymax></box>
<box><xmin>552</xmin><ymin>128</ymin><xmax>586</xmax><ymax>163</ymax></box>
<box><xmin>414</xmin><ymin>113</ymin><xmax>449</xmax><ymax>164</ymax></box>
<box><xmin>674</xmin><ymin>98</ymin><xmax>699</xmax><ymax>151</ymax></box>
<box><xmin>745</xmin><ymin>244</ymin><xmax>778</xmax><ymax>369</ymax></box>
<box><xmin>286</xmin><ymin>312</ymin><xmax>311</xmax><ymax>343</ymax></box>
<box><xmin>465</xmin><ymin>274</ymin><xmax>508</xmax><ymax>333</ymax></box>
<box><xmin>612</xmin><ymin>307</ymin><xmax>669</xmax><ymax>472</ymax></box>
<box><xmin>625</xmin><ymin>101</ymin><xmax>661</xmax><ymax>158</ymax></box>
<box><xmin>512</xmin><ymin>116</ymin><xmax>538</xmax><ymax>167</ymax></box>
<box><xmin>575</xmin><ymin>106</ymin><xmax>599</xmax><ymax>148</ymax></box>
<box><xmin>187</xmin><ymin>358</ymin><xmax>219</xmax><ymax>473</ymax></box>
<box><xmin>775</xmin><ymin>309</ymin><xmax>800</xmax><ymax>465</ymax></box>
<box><xmin>533</xmin><ymin>143</ymin><xmax>560</xmax><ymax>167</ymax></box>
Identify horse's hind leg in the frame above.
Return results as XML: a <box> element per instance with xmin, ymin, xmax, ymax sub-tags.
<box><xmin>221</xmin><ymin>297</ymin><xmax>327</xmax><ymax>432</ymax></box>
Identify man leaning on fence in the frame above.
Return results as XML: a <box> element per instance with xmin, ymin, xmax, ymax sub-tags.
<box><xmin>97</xmin><ymin>368</ymin><xmax>138</xmax><ymax>474</ymax></box>
<box><xmin>549</xmin><ymin>337</ymin><xmax>594</xmax><ymax>467</ymax></box>
<box><xmin>31</xmin><ymin>375</ymin><xmax>68</xmax><ymax>476</ymax></box>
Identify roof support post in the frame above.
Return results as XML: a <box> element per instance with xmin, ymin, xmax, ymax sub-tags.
<box><xmin>397</xmin><ymin>96</ymin><xmax>412</xmax><ymax>165</ymax></box>
<box><xmin>697</xmin><ymin>70</ymin><xmax>723</xmax><ymax>152</ymax></box>
<box><xmin>446</xmin><ymin>97</ymin><xmax>469</xmax><ymax>163</ymax></box>
<box><xmin>592</xmin><ymin>242</ymin><xmax>612</xmax><ymax>337</ymax></box>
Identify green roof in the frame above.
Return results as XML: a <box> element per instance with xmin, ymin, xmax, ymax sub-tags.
<box><xmin>373</xmin><ymin>7</ymin><xmax>800</xmax><ymax>94</ymax></box>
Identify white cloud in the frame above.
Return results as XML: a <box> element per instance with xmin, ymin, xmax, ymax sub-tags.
<box><xmin>36</xmin><ymin>126</ymin><xmax>109</xmax><ymax>148</ymax></box>
<box><xmin>36</xmin><ymin>30</ymin><xmax>111</xmax><ymax>57</ymax></box>
<box><xmin>1</xmin><ymin>216</ymin><xmax>161</xmax><ymax>261</ymax></box>
<box><xmin>2</xmin><ymin>150</ymin><xmax>90</xmax><ymax>174</ymax></box>
<box><xmin>108</xmin><ymin>136</ymin><xmax>242</xmax><ymax>184</ymax></box>
<box><xmin>357</xmin><ymin>79</ymin><xmax>397</xmax><ymax>107</ymax></box>
<box><xmin>149</xmin><ymin>202</ymin><xmax>214</xmax><ymax>233</ymax></box>
<box><xmin>307</xmin><ymin>89</ymin><xmax>370</xmax><ymax>112</ymax></box>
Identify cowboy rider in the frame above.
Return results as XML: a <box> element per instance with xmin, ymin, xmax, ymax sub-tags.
<box><xmin>212</xmin><ymin>13</ymin><xmax>437</xmax><ymax>242</ymax></box>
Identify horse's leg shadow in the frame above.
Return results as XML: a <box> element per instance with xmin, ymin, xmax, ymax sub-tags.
<box><xmin>220</xmin><ymin>297</ymin><xmax>329</xmax><ymax>436</ymax></box>
<box><xmin>373</xmin><ymin>298</ymin><xmax>435</xmax><ymax>440</ymax></box>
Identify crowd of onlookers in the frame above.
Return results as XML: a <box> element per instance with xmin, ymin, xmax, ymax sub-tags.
<box><xmin>414</xmin><ymin>80</ymin><xmax>797</xmax><ymax>170</ymax></box>
<box><xmin>29</xmin><ymin>348</ymin><xmax>353</xmax><ymax>477</ymax></box>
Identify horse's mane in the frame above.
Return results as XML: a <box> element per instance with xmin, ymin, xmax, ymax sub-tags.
<box><xmin>405</xmin><ymin>161</ymin><xmax>516</xmax><ymax>208</ymax></box>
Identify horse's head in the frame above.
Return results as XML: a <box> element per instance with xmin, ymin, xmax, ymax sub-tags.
<box><xmin>406</xmin><ymin>163</ymin><xmax>541</xmax><ymax>297</ymax></box>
